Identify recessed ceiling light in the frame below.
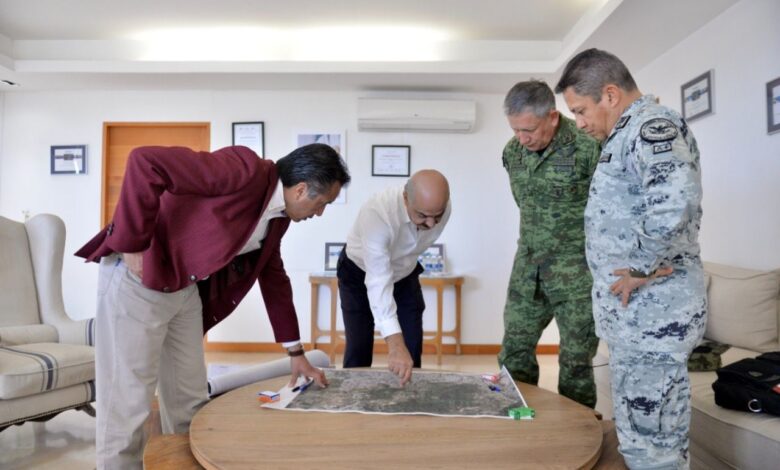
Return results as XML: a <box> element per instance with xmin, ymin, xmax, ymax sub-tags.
<box><xmin>1</xmin><ymin>79</ymin><xmax>20</xmax><ymax>87</ymax></box>
<box><xmin>132</xmin><ymin>25</ymin><xmax>449</xmax><ymax>62</ymax></box>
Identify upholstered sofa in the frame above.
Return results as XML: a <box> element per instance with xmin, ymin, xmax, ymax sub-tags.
<box><xmin>593</xmin><ymin>261</ymin><xmax>780</xmax><ymax>469</ymax></box>
<box><xmin>0</xmin><ymin>214</ymin><xmax>95</xmax><ymax>431</ymax></box>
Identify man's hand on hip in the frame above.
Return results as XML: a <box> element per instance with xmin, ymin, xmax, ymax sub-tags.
<box><xmin>122</xmin><ymin>252</ymin><xmax>145</xmax><ymax>280</ymax></box>
<box><xmin>610</xmin><ymin>266</ymin><xmax>674</xmax><ymax>307</ymax></box>
<box><xmin>386</xmin><ymin>333</ymin><xmax>413</xmax><ymax>387</ymax></box>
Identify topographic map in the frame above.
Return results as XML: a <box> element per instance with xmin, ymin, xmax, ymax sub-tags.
<box><xmin>264</xmin><ymin>368</ymin><xmax>528</xmax><ymax>419</ymax></box>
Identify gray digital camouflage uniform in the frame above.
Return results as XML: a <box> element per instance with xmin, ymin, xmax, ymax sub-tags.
<box><xmin>586</xmin><ymin>95</ymin><xmax>707</xmax><ymax>469</ymax></box>
<box><xmin>498</xmin><ymin>116</ymin><xmax>601</xmax><ymax>408</ymax></box>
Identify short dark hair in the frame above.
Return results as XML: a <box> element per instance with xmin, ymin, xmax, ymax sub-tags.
<box><xmin>504</xmin><ymin>80</ymin><xmax>555</xmax><ymax>117</ymax></box>
<box><xmin>554</xmin><ymin>48</ymin><xmax>638</xmax><ymax>102</ymax></box>
<box><xmin>276</xmin><ymin>143</ymin><xmax>350</xmax><ymax>197</ymax></box>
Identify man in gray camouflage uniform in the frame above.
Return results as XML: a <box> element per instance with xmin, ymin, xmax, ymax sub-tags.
<box><xmin>556</xmin><ymin>49</ymin><xmax>707</xmax><ymax>469</ymax></box>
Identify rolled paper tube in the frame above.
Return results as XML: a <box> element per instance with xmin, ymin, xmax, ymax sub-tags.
<box><xmin>208</xmin><ymin>349</ymin><xmax>330</xmax><ymax>397</ymax></box>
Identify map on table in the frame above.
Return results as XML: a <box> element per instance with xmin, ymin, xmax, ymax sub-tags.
<box><xmin>262</xmin><ymin>367</ymin><xmax>529</xmax><ymax>419</ymax></box>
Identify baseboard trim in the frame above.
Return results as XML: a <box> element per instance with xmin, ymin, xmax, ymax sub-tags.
<box><xmin>203</xmin><ymin>341</ymin><xmax>559</xmax><ymax>355</ymax></box>
<box><xmin>535</xmin><ymin>344</ymin><xmax>559</xmax><ymax>355</ymax></box>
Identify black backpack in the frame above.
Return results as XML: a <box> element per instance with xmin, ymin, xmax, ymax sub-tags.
<box><xmin>712</xmin><ymin>352</ymin><xmax>780</xmax><ymax>415</ymax></box>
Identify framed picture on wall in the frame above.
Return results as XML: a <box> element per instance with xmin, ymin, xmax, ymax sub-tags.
<box><xmin>766</xmin><ymin>76</ymin><xmax>780</xmax><ymax>135</ymax></box>
<box><xmin>50</xmin><ymin>145</ymin><xmax>87</xmax><ymax>174</ymax></box>
<box><xmin>296</xmin><ymin>131</ymin><xmax>347</xmax><ymax>204</ymax></box>
<box><xmin>681</xmin><ymin>70</ymin><xmax>714</xmax><ymax>121</ymax></box>
<box><xmin>324</xmin><ymin>242</ymin><xmax>346</xmax><ymax>271</ymax></box>
<box><xmin>232</xmin><ymin>122</ymin><xmax>265</xmax><ymax>157</ymax></box>
<box><xmin>372</xmin><ymin>145</ymin><xmax>411</xmax><ymax>177</ymax></box>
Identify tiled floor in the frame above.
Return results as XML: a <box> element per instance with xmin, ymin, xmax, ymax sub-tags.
<box><xmin>0</xmin><ymin>352</ymin><xmax>560</xmax><ymax>469</ymax></box>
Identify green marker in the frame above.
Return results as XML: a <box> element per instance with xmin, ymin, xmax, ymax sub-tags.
<box><xmin>508</xmin><ymin>407</ymin><xmax>535</xmax><ymax>420</ymax></box>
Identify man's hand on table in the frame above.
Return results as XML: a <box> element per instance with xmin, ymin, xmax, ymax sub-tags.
<box><xmin>288</xmin><ymin>355</ymin><xmax>329</xmax><ymax>389</ymax></box>
<box><xmin>386</xmin><ymin>333</ymin><xmax>413</xmax><ymax>387</ymax></box>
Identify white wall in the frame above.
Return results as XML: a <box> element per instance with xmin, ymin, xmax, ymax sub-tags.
<box><xmin>3</xmin><ymin>0</ymin><xmax>776</xmax><ymax>347</ymax></box>
<box><xmin>0</xmin><ymin>91</ymin><xmax>4</xmax><ymax>189</ymax></box>
<box><xmin>0</xmin><ymin>89</ymin><xmax>563</xmax><ymax>345</ymax></box>
<box><xmin>634</xmin><ymin>0</ymin><xmax>780</xmax><ymax>270</ymax></box>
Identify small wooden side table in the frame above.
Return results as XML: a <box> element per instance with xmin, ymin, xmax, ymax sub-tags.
<box><xmin>309</xmin><ymin>274</ymin><xmax>340</xmax><ymax>362</ymax></box>
<box><xmin>309</xmin><ymin>273</ymin><xmax>465</xmax><ymax>365</ymax></box>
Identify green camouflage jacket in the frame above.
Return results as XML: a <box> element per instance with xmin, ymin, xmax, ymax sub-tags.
<box><xmin>502</xmin><ymin>116</ymin><xmax>601</xmax><ymax>302</ymax></box>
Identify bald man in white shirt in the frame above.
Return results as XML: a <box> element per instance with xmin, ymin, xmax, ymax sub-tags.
<box><xmin>338</xmin><ymin>170</ymin><xmax>451</xmax><ymax>385</ymax></box>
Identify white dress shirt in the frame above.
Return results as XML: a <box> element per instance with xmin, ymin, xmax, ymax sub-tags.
<box><xmin>235</xmin><ymin>179</ymin><xmax>298</xmax><ymax>349</ymax></box>
<box><xmin>345</xmin><ymin>185</ymin><xmax>451</xmax><ymax>338</ymax></box>
<box><xmin>237</xmin><ymin>179</ymin><xmax>287</xmax><ymax>255</ymax></box>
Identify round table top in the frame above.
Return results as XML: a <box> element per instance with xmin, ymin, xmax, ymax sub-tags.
<box><xmin>190</xmin><ymin>370</ymin><xmax>603</xmax><ymax>470</ymax></box>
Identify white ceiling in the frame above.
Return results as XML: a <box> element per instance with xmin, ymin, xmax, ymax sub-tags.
<box><xmin>0</xmin><ymin>0</ymin><xmax>737</xmax><ymax>93</ymax></box>
<box><xmin>0</xmin><ymin>0</ymin><xmax>596</xmax><ymax>41</ymax></box>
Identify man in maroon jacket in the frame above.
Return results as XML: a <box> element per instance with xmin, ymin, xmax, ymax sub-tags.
<box><xmin>76</xmin><ymin>143</ymin><xmax>350</xmax><ymax>469</ymax></box>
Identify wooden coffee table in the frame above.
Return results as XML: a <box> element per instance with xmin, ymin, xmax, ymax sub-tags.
<box><xmin>190</xmin><ymin>371</ymin><xmax>603</xmax><ymax>469</ymax></box>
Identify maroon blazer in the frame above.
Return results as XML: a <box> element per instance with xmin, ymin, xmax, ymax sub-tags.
<box><xmin>75</xmin><ymin>145</ymin><xmax>300</xmax><ymax>342</ymax></box>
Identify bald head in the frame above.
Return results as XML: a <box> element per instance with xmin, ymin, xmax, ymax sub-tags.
<box><xmin>403</xmin><ymin>170</ymin><xmax>450</xmax><ymax>230</ymax></box>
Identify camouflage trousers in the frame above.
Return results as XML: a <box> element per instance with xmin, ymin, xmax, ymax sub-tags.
<box><xmin>609</xmin><ymin>345</ymin><xmax>691</xmax><ymax>470</ymax></box>
<box><xmin>498</xmin><ymin>277</ymin><xmax>598</xmax><ymax>408</ymax></box>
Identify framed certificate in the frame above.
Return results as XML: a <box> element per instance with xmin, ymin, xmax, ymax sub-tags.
<box><xmin>232</xmin><ymin>122</ymin><xmax>265</xmax><ymax>157</ymax></box>
<box><xmin>50</xmin><ymin>145</ymin><xmax>87</xmax><ymax>174</ymax></box>
<box><xmin>767</xmin><ymin>76</ymin><xmax>780</xmax><ymax>135</ymax></box>
<box><xmin>372</xmin><ymin>145</ymin><xmax>410</xmax><ymax>177</ymax></box>
<box><xmin>681</xmin><ymin>71</ymin><xmax>714</xmax><ymax>121</ymax></box>
<box><xmin>324</xmin><ymin>242</ymin><xmax>346</xmax><ymax>271</ymax></box>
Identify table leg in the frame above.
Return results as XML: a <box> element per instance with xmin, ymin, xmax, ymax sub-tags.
<box><xmin>436</xmin><ymin>285</ymin><xmax>443</xmax><ymax>365</ymax></box>
<box><xmin>310</xmin><ymin>283</ymin><xmax>319</xmax><ymax>351</ymax></box>
<box><xmin>329</xmin><ymin>279</ymin><xmax>338</xmax><ymax>365</ymax></box>
<box><xmin>455</xmin><ymin>283</ymin><xmax>462</xmax><ymax>355</ymax></box>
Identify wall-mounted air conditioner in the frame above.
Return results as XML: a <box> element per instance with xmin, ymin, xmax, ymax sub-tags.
<box><xmin>357</xmin><ymin>98</ymin><xmax>476</xmax><ymax>133</ymax></box>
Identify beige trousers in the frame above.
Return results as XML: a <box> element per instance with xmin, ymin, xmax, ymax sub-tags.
<box><xmin>95</xmin><ymin>255</ymin><xmax>208</xmax><ymax>470</ymax></box>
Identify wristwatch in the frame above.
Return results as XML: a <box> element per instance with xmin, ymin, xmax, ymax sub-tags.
<box><xmin>628</xmin><ymin>268</ymin><xmax>655</xmax><ymax>278</ymax></box>
<box><xmin>287</xmin><ymin>344</ymin><xmax>305</xmax><ymax>357</ymax></box>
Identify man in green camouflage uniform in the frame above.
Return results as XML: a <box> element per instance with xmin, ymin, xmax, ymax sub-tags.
<box><xmin>498</xmin><ymin>80</ymin><xmax>601</xmax><ymax>408</ymax></box>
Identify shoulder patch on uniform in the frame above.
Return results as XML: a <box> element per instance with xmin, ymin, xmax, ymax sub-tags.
<box><xmin>640</xmin><ymin>118</ymin><xmax>678</xmax><ymax>143</ymax></box>
<box><xmin>615</xmin><ymin>115</ymin><xmax>631</xmax><ymax>130</ymax></box>
<box><xmin>652</xmin><ymin>142</ymin><xmax>672</xmax><ymax>154</ymax></box>
<box><xmin>598</xmin><ymin>152</ymin><xmax>612</xmax><ymax>163</ymax></box>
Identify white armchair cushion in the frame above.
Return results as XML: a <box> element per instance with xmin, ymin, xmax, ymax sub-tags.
<box><xmin>0</xmin><ymin>218</ymin><xmax>40</xmax><ymax>326</ymax></box>
<box><xmin>0</xmin><ymin>343</ymin><xmax>95</xmax><ymax>399</ymax></box>
<box><xmin>0</xmin><ymin>381</ymin><xmax>95</xmax><ymax>428</ymax></box>
<box><xmin>703</xmin><ymin>262</ymin><xmax>780</xmax><ymax>352</ymax></box>
<box><xmin>0</xmin><ymin>325</ymin><xmax>58</xmax><ymax>346</ymax></box>
<box><xmin>55</xmin><ymin>318</ymin><xmax>96</xmax><ymax>347</ymax></box>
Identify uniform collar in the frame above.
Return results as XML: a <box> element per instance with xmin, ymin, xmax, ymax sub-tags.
<box><xmin>548</xmin><ymin>116</ymin><xmax>577</xmax><ymax>150</ymax></box>
<box><xmin>531</xmin><ymin>115</ymin><xmax>577</xmax><ymax>162</ymax></box>
<box><xmin>627</xmin><ymin>94</ymin><xmax>656</xmax><ymax>114</ymax></box>
<box><xmin>604</xmin><ymin>95</ymin><xmax>656</xmax><ymax>144</ymax></box>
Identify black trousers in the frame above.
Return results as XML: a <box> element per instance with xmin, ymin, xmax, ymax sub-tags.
<box><xmin>337</xmin><ymin>249</ymin><xmax>426</xmax><ymax>368</ymax></box>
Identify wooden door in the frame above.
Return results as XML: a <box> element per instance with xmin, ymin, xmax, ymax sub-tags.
<box><xmin>101</xmin><ymin>122</ymin><xmax>210</xmax><ymax>226</ymax></box>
